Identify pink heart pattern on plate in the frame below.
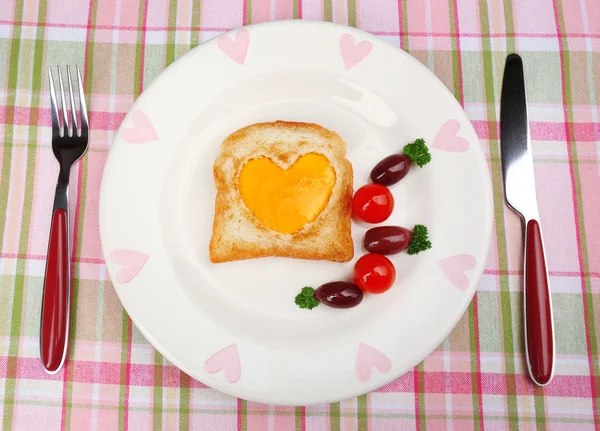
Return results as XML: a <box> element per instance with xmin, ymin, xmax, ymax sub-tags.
<box><xmin>438</xmin><ymin>255</ymin><xmax>476</xmax><ymax>291</ymax></box>
<box><xmin>432</xmin><ymin>119</ymin><xmax>469</xmax><ymax>152</ymax></box>
<box><xmin>110</xmin><ymin>249</ymin><xmax>149</xmax><ymax>284</ymax></box>
<box><xmin>355</xmin><ymin>342</ymin><xmax>391</xmax><ymax>382</ymax></box>
<box><xmin>340</xmin><ymin>33</ymin><xmax>372</xmax><ymax>70</ymax></box>
<box><xmin>120</xmin><ymin>110</ymin><xmax>158</xmax><ymax>144</ymax></box>
<box><xmin>204</xmin><ymin>344</ymin><xmax>241</xmax><ymax>383</ymax></box>
<box><xmin>218</xmin><ymin>28</ymin><xmax>249</xmax><ymax>65</ymax></box>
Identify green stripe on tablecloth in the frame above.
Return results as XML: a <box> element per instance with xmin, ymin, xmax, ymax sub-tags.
<box><xmin>417</xmin><ymin>362</ymin><xmax>426</xmax><ymax>430</ymax></box>
<box><xmin>179</xmin><ymin>371</ymin><xmax>191</xmax><ymax>429</ymax></box>
<box><xmin>166</xmin><ymin>0</ymin><xmax>178</xmax><ymax>66</ymax></box>
<box><xmin>153</xmin><ymin>353</ymin><xmax>164</xmax><ymax>429</ymax></box>
<box><xmin>330</xmin><ymin>402</ymin><xmax>341</xmax><ymax>431</ymax></box>
<box><xmin>133</xmin><ymin>0</ymin><xmax>146</xmax><ymax>95</ymax></box>
<box><xmin>477</xmin><ymin>1</ymin><xmax>520</xmax><ymax>429</ymax></box>
<box><xmin>245</xmin><ymin>0</ymin><xmax>252</xmax><ymax>26</ymax></box>
<box><xmin>555</xmin><ymin>0</ymin><xmax>600</xmax><ymax>415</ymax></box>
<box><xmin>503</xmin><ymin>0</ymin><xmax>515</xmax><ymax>53</ymax></box>
<box><xmin>1</xmin><ymin>1</ymin><xmax>29</xmax><ymax>429</ymax></box>
<box><xmin>295</xmin><ymin>406</ymin><xmax>302</xmax><ymax>431</ymax></box>
<box><xmin>357</xmin><ymin>394</ymin><xmax>368</xmax><ymax>431</ymax></box>
<box><xmin>293</xmin><ymin>0</ymin><xmax>300</xmax><ymax>19</ymax></box>
<box><xmin>118</xmin><ymin>310</ymin><xmax>130</xmax><ymax>431</ymax></box>
<box><xmin>467</xmin><ymin>301</ymin><xmax>482</xmax><ymax>430</ymax></box>
<box><xmin>534</xmin><ymin>386</ymin><xmax>547</xmax><ymax>430</ymax></box>
<box><xmin>401</xmin><ymin>0</ymin><xmax>409</xmax><ymax>51</ymax></box>
<box><xmin>447</xmin><ymin>0</ymin><xmax>461</xmax><ymax>102</ymax></box>
<box><xmin>324</xmin><ymin>0</ymin><xmax>333</xmax><ymax>22</ymax></box>
<box><xmin>347</xmin><ymin>0</ymin><xmax>357</xmax><ymax>27</ymax></box>
<box><xmin>190</xmin><ymin>0</ymin><xmax>201</xmax><ymax>47</ymax></box>
<box><xmin>241</xmin><ymin>399</ymin><xmax>248</xmax><ymax>431</ymax></box>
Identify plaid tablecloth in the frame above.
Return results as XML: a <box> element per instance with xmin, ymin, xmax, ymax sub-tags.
<box><xmin>1</xmin><ymin>0</ymin><xmax>599</xmax><ymax>429</ymax></box>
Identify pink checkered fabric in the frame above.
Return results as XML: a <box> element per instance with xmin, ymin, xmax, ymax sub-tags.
<box><xmin>1</xmin><ymin>0</ymin><xmax>599</xmax><ymax>430</ymax></box>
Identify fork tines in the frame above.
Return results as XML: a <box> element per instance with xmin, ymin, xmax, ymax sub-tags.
<box><xmin>48</xmin><ymin>66</ymin><xmax>89</xmax><ymax>138</ymax></box>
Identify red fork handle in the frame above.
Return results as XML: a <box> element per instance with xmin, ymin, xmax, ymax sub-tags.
<box><xmin>524</xmin><ymin>219</ymin><xmax>555</xmax><ymax>386</ymax></box>
<box><xmin>40</xmin><ymin>208</ymin><xmax>70</xmax><ymax>373</ymax></box>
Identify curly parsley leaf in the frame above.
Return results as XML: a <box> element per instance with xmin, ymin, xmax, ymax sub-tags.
<box><xmin>295</xmin><ymin>287</ymin><xmax>319</xmax><ymax>310</ymax></box>
<box><xmin>407</xmin><ymin>224</ymin><xmax>432</xmax><ymax>255</ymax></box>
<box><xmin>403</xmin><ymin>139</ymin><xmax>432</xmax><ymax>168</ymax></box>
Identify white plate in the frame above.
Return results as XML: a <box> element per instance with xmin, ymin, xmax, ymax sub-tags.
<box><xmin>99</xmin><ymin>20</ymin><xmax>492</xmax><ymax>406</ymax></box>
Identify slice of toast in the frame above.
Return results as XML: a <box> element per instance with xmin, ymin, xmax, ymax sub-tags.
<box><xmin>209</xmin><ymin>121</ymin><xmax>354</xmax><ymax>263</ymax></box>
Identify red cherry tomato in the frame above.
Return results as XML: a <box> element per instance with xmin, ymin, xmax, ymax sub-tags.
<box><xmin>353</xmin><ymin>253</ymin><xmax>396</xmax><ymax>294</ymax></box>
<box><xmin>352</xmin><ymin>184</ymin><xmax>394</xmax><ymax>223</ymax></box>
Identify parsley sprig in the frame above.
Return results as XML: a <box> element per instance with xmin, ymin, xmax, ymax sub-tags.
<box><xmin>407</xmin><ymin>224</ymin><xmax>432</xmax><ymax>255</ymax></box>
<box><xmin>403</xmin><ymin>139</ymin><xmax>431</xmax><ymax>168</ymax></box>
<box><xmin>295</xmin><ymin>287</ymin><xmax>319</xmax><ymax>310</ymax></box>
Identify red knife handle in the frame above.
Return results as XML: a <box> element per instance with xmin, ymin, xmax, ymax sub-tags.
<box><xmin>40</xmin><ymin>208</ymin><xmax>70</xmax><ymax>373</ymax></box>
<box><xmin>524</xmin><ymin>219</ymin><xmax>554</xmax><ymax>385</ymax></box>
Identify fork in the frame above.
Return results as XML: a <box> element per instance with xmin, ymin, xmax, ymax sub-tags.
<box><xmin>40</xmin><ymin>66</ymin><xmax>89</xmax><ymax>374</ymax></box>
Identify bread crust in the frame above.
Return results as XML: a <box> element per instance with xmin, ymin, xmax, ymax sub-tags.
<box><xmin>209</xmin><ymin>121</ymin><xmax>354</xmax><ymax>263</ymax></box>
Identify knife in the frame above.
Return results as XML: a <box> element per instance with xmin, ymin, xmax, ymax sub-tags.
<box><xmin>500</xmin><ymin>53</ymin><xmax>555</xmax><ymax>386</ymax></box>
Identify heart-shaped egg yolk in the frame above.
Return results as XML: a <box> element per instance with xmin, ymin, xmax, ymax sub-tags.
<box><xmin>238</xmin><ymin>153</ymin><xmax>336</xmax><ymax>234</ymax></box>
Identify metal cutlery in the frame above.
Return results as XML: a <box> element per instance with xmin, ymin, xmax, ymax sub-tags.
<box><xmin>500</xmin><ymin>53</ymin><xmax>555</xmax><ymax>386</ymax></box>
<box><xmin>40</xmin><ymin>66</ymin><xmax>89</xmax><ymax>373</ymax></box>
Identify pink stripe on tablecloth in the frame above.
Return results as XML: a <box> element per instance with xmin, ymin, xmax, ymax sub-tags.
<box><xmin>414</xmin><ymin>369</ymin><xmax>421</xmax><ymax>430</ymax></box>
<box><xmin>514</xmin><ymin>0</ymin><xmax>559</xmax><ymax>34</ymax></box>
<box><xmin>374</xmin><ymin>370</ymin><xmax>595</xmax><ymax>397</ymax></box>
<box><xmin>426</xmin><ymin>372</ymin><xmax>594</xmax><ymax>397</ymax></box>
<box><xmin>588</xmin><ymin>0</ymin><xmax>600</xmax><ymax>33</ymax></box>
<box><xmin>301</xmin><ymin>406</ymin><xmax>306</xmax><ymax>431</ymax></box>
<box><xmin>3</xmin><ymin>17</ymin><xmax>600</xmax><ymax>37</ymax></box>
<box><xmin>251</xmin><ymin>0</ymin><xmax>270</xmax><ymax>23</ymax></box>
<box><xmin>202</xmin><ymin>0</ymin><xmax>244</xmax><ymax>28</ymax></box>
<box><xmin>0</xmin><ymin>252</ymin><xmax>105</xmax><ymax>263</ymax></box>
<box><xmin>377</xmin><ymin>371</ymin><xmax>416</xmax><ymax>392</ymax></box>
<box><xmin>0</xmin><ymin>356</ymin><xmax>213</xmax><ymax>387</ymax></box>
<box><xmin>274</xmin><ymin>407</ymin><xmax>296</xmax><ymax>431</ymax></box>
<box><xmin>0</xmin><ymin>18</ymin><xmax>235</xmax><ymax>31</ymax></box>
<box><xmin>483</xmin><ymin>268</ymin><xmax>600</xmax><ymax>278</ymax></box>
<box><xmin>370</xmin><ymin>29</ymin><xmax>600</xmax><ymax>38</ymax></box>
<box><xmin>300</xmin><ymin>0</ymin><xmax>322</xmax><ymax>20</ymax></box>
<box><xmin>471</xmin><ymin>120</ymin><xmax>600</xmax><ymax>142</ymax></box>
<box><xmin>246</xmin><ymin>403</ymin><xmax>269</xmax><ymax>431</ymax></box>
<box><xmin>334</xmin><ymin>0</ymin><xmax>346</xmax><ymax>24</ymax></box>
<box><xmin>454</xmin><ymin>0</ymin><xmax>479</xmax><ymax>35</ymax></box>
<box><xmin>275</xmin><ymin>0</ymin><xmax>293</xmax><ymax>20</ymax></box>
<box><xmin>0</xmin><ymin>106</ymin><xmax>126</xmax><ymax>131</ymax></box>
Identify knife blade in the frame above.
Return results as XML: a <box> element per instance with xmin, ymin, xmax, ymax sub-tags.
<box><xmin>500</xmin><ymin>53</ymin><xmax>555</xmax><ymax>386</ymax></box>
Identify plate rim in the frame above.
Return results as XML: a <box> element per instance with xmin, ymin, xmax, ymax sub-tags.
<box><xmin>99</xmin><ymin>19</ymin><xmax>494</xmax><ymax>406</ymax></box>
